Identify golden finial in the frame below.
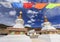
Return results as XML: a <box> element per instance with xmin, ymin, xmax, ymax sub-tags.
<box><xmin>44</xmin><ymin>16</ymin><xmax>48</xmax><ymax>22</ymax></box>
<box><xmin>18</xmin><ymin>11</ymin><xmax>22</xmax><ymax>19</ymax></box>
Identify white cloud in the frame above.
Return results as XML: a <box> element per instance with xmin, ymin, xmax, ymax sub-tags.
<box><xmin>6</xmin><ymin>0</ymin><xmax>28</xmax><ymax>3</ymax></box>
<box><xmin>27</xmin><ymin>10</ymin><xmax>38</xmax><ymax>14</ymax></box>
<box><xmin>31</xmin><ymin>15</ymin><xmax>35</xmax><ymax>18</ymax></box>
<box><xmin>31</xmin><ymin>19</ymin><xmax>35</xmax><ymax>22</ymax></box>
<box><xmin>6</xmin><ymin>0</ymin><xmax>20</xmax><ymax>2</ymax></box>
<box><xmin>27</xmin><ymin>20</ymin><xmax>32</xmax><ymax>23</ymax></box>
<box><xmin>9</xmin><ymin>10</ymin><xmax>16</xmax><ymax>16</ymax></box>
<box><xmin>33</xmin><ymin>11</ymin><xmax>38</xmax><ymax>14</ymax></box>
<box><xmin>27</xmin><ymin>10</ymin><xmax>33</xmax><ymax>14</ymax></box>
<box><xmin>52</xmin><ymin>24</ymin><xmax>60</xmax><ymax>28</ymax></box>
<box><xmin>27</xmin><ymin>19</ymin><xmax>35</xmax><ymax>24</ymax></box>
<box><xmin>20</xmin><ymin>0</ymin><xmax>28</xmax><ymax>3</ymax></box>
<box><xmin>1</xmin><ymin>3</ymin><xmax>12</xmax><ymax>8</ymax></box>
<box><xmin>24</xmin><ymin>24</ymin><xmax>31</xmax><ymax>27</ymax></box>
<box><xmin>30</xmin><ymin>15</ymin><xmax>35</xmax><ymax>18</ymax></box>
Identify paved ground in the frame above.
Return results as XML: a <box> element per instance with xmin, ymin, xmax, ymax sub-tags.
<box><xmin>0</xmin><ymin>35</ymin><xmax>44</xmax><ymax>42</ymax></box>
<box><xmin>0</xmin><ymin>35</ymin><xmax>60</xmax><ymax>42</ymax></box>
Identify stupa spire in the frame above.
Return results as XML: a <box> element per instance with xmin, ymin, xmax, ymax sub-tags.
<box><xmin>44</xmin><ymin>16</ymin><xmax>48</xmax><ymax>22</ymax></box>
<box><xmin>18</xmin><ymin>11</ymin><xmax>23</xmax><ymax>19</ymax></box>
<box><xmin>41</xmin><ymin>16</ymin><xmax>57</xmax><ymax>34</ymax></box>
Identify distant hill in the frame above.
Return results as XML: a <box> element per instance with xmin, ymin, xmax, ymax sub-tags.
<box><xmin>0</xmin><ymin>24</ymin><xmax>10</xmax><ymax>29</ymax></box>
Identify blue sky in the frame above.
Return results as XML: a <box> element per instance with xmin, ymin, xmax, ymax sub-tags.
<box><xmin>0</xmin><ymin>0</ymin><xmax>60</xmax><ymax>3</ymax></box>
<box><xmin>0</xmin><ymin>0</ymin><xmax>60</xmax><ymax>28</ymax></box>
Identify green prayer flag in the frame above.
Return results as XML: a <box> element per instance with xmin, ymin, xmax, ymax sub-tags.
<box><xmin>46</xmin><ymin>3</ymin><xmax>57</xmax><ymax>9</ymax></box>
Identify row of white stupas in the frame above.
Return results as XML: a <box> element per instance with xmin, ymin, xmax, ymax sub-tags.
<box><xmin>0</xmin><ymin>11</ymin><xmax>60</xmax><ymax>42</ymax></box>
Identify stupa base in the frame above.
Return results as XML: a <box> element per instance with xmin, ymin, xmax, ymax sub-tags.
<box><xmin>7</xmin><ymin>27</ymin><xmax>28</xmax><ymax>35</ymax></box>
<box><xmin>0</xmin><ymin>35</ymin><xmax>32</xmax><ymax>42</ymax></box>
<box><xmin>38</xmin><ymin>34</ymin><xmax>60</xmax><ymax>42</ymax></box>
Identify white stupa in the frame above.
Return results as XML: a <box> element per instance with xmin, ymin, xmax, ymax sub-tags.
<box><xmin>7</xmin><ymin>11</ymin><xmax>27</xmax><ymax>35</ymax></box>
<box><xmin>0</xmin><ymin>11</ymin><xmax>32</xmax><ymax>42</ymax></box>
<box><xmin>38</xmin><ymin>16</ymin><xmax>60</xmax><ymax>42</ymax></box>
<box><xmin>41</xmin><ymin>16</ymin><xmax>57</xmax><ymax>33</ymax></box>
<box><xmin>13</xmin><ymin>11</ymin><xmax>24</xmax><ymax>28</ymax></box>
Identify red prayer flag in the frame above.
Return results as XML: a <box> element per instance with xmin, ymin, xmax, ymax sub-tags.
<box><xmin>23</xmin><ymin>3</ymin><xmax>33</xmax><ymax>9</ymax></box>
